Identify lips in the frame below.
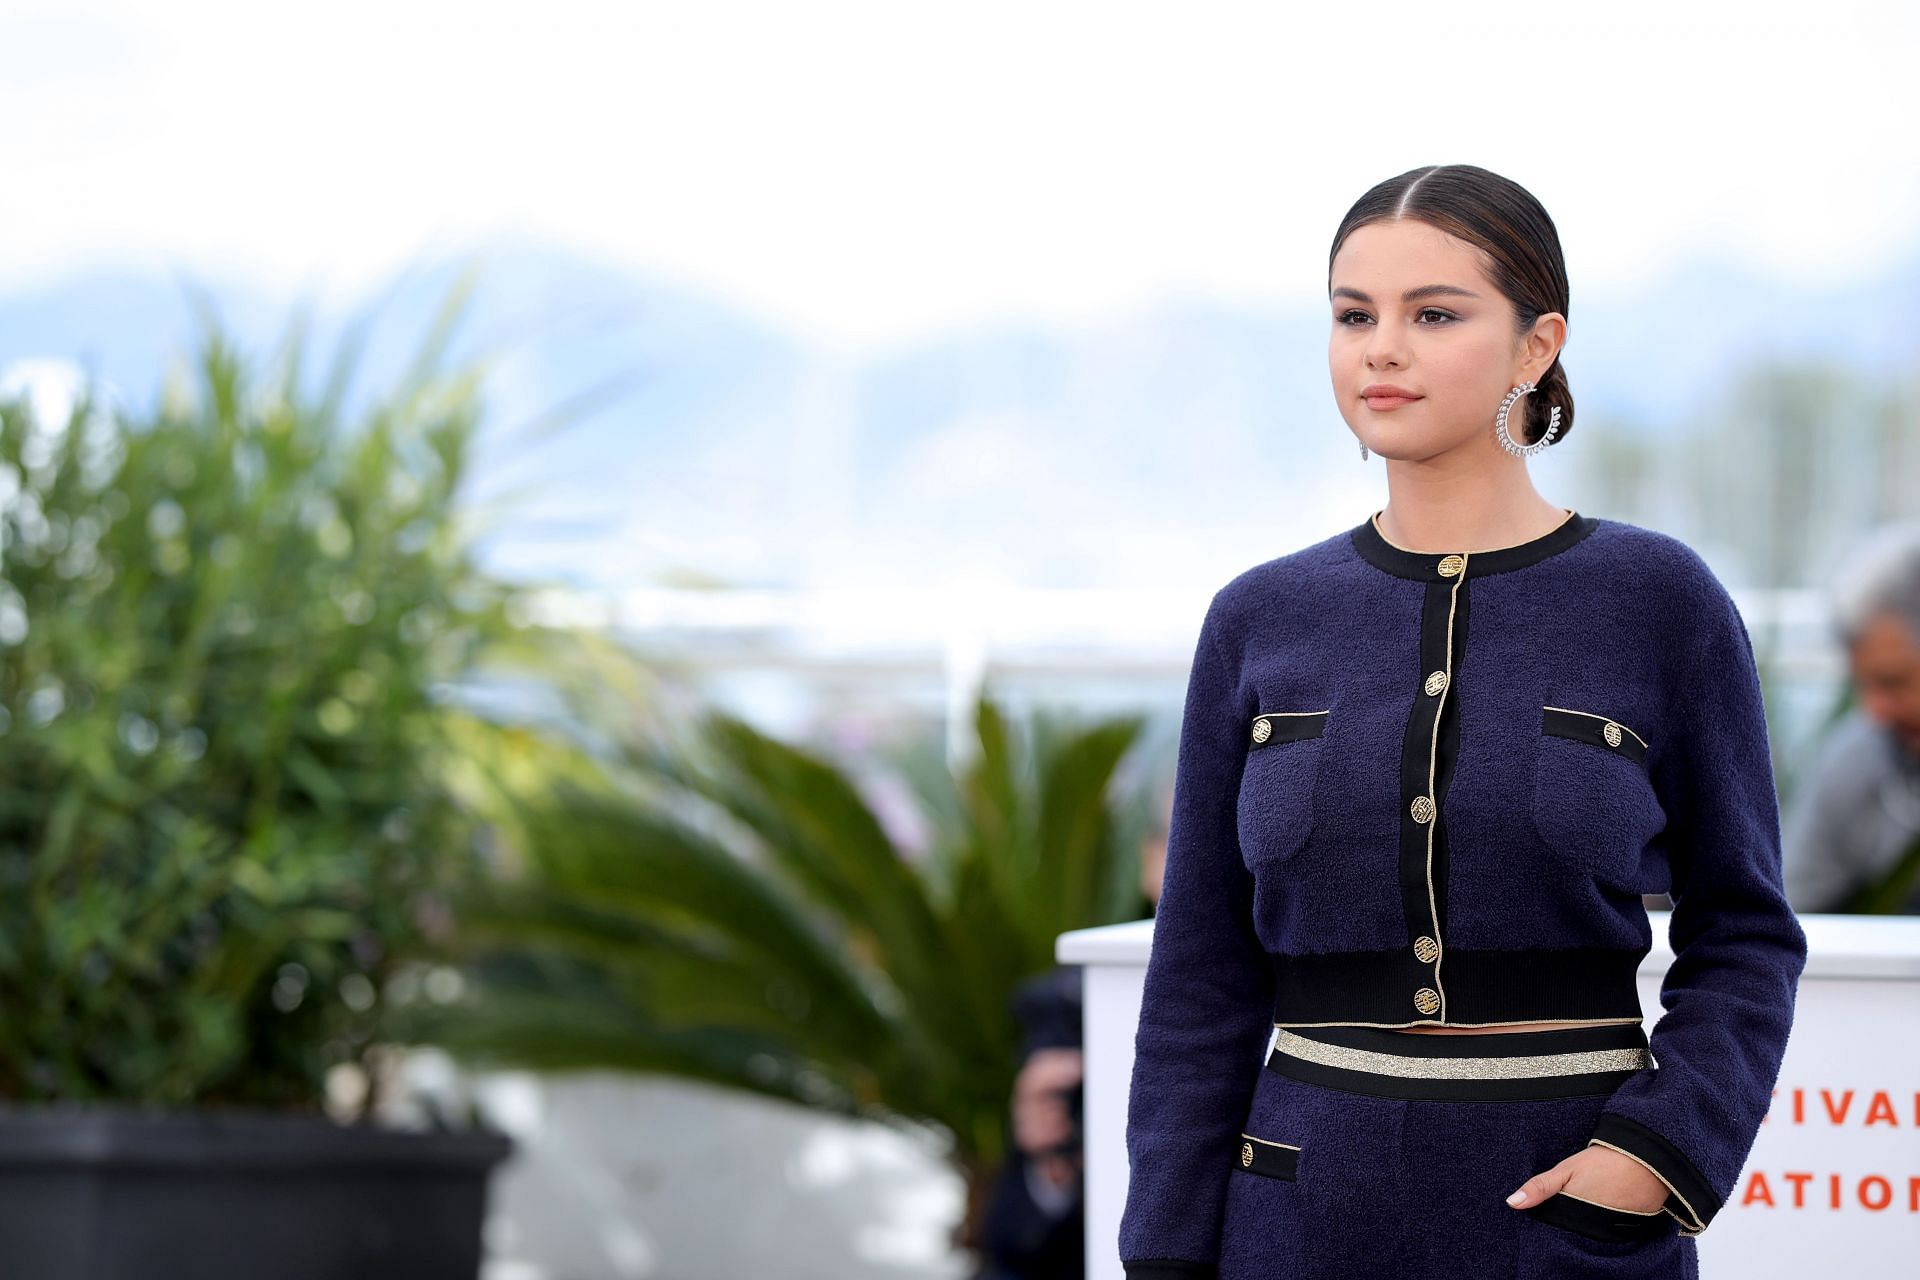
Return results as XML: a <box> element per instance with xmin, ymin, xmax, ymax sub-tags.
<box><xmin>1360</xmin><ymin>384</ymin><xmax>1421</xmax><ymax>409</ymax></box>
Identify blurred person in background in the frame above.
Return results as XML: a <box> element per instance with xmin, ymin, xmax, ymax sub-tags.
<box><xmin>978</xmin><ymin>965</ymin><xmax>1085</xmax><ymax>1280</ymax></box>
<box><xmin>976</xmin><ymin>782</ymin><xmax>1173</xmax><ymax>1280</ymax></box>
<box><xmin>1782</xmin><ymin>520</ymin><xmax>1920</xmax><ymax>913</ymax></box>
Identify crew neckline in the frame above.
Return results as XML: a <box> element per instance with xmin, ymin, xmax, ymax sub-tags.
<box><xmin>1350</xmin><ymin>506</ymin><xmax>1599</xmax><ymax>581</ymax></box>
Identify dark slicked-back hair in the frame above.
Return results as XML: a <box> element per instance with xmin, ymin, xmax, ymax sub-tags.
<box><xmin>1330</xmin><ymin>164</ymin><xmax>1574</xmax><ymax>446</ymax></box>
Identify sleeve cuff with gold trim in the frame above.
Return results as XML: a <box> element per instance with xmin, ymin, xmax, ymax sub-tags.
<box><xmin>1588</xmin><ymin>1113</ymin><xmax>1720</xmax><ymax>1235</ymax></box>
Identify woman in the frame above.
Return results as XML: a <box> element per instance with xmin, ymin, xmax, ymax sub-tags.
<box><xmin>1116</xmin><ymin>165</ymin><xmax>1806</xmax><ymax>1279</ymax></box>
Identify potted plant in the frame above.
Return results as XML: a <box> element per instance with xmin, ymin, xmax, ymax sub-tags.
<box><xmin>0</xmin><ymin>277</ymin><xmax>528</xmax><ymax>1278</ymax></box>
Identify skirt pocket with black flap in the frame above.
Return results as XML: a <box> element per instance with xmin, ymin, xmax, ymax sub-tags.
<box><xmin>1233</xmin><ymin>1132</ymin><xmax>1301</xmax><ymax>1181</ymax></box>
<box><xmin>1523</xmin><ymin>1186</ymin><xmax>1676</xmax><ymax>1246</ymax></box>
<box><xmin>1215</xmin><ymin>1126</ymin><xmax>1309</xmax><ymax>1279</ymax></box>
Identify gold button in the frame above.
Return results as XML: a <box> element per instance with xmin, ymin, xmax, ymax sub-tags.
<box><xmin>1424</xmin><ymin>669</ymin><xmax>1447</xmax><ymax>696</ymax></box>
<box><xmin>1437</xmin><ymin>554</ymin><xmax>1465</xmax><ymax>577</ymax></box>
<box><xmin>1413</xmin><ymin>987</ymin><xmax>1441</xmax><ymax>1015</ymax></box>
<box><xmin>1252</xmin><ymin>717</ymin><xmax>1272</xmax><ymax>744</ymax></box>
<box><xmin>1410</xmin><ymin>794</ymin><xmax>1434</xmax><ymax>824</ymax></box>
<box><xmin>1241</xmin><ymin>1141</ymin><xmax>1254</xmax><ymax>1167</ymax></box>
<box><xmin>1603</xmin><ymin>721</ymin><xmax>1622</xmax><ymax>748</ymax></box>
<box><xmin>1413</xmin><ymin>935</ymin><xmax>1439</xmax><ymax>963</ymax></box>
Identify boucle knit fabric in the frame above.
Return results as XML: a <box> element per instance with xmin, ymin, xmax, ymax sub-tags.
<box><xmin>1117</xmin><ymin>510</ymin><xmax>1805</xmax><ymax>1277</ymax></box>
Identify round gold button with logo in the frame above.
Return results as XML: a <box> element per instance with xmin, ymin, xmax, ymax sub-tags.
<box><xmin>1437</xmin><ymin>554</ymin><xmax>1465</xmax><ymax>577</ymax></box>
<box><xmin>1424</xmin><ymin>670</ymin><xmax>1448</xmax><ymax>696</ymax></box>
<box><xmin>1241</xmin><ymin>1141</ymin><xmax>1254</xmax><ymax>1167</ymax></box>
<box><xmin>1414</xmin><ymin>987</ymin><xmax>1441</xmax><ymax>1015</ymax></box>
<box><xmin>1252</xmin><ymin>717</ymin><xmax>1271</xmax><ymax>744</ymax></box>
<box><xmin>1410</xmin><ymin>794</ymin><xmax>1434</xmax><ymax>824</ymax></box>
<box><xmin>1603</xmin><ymin>721</ymin><xmax>1623</xmax><ymax>748</ymax></box>
<box><xmin>1413</xmin><ymin>935</ymin><xmax>1439</xmax><ymax>963</ymax></box>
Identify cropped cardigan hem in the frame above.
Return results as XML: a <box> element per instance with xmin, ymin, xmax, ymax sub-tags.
<box><xmin>1268</xmin><ymin>945</ymin><xmax>1647</xmax><ymax>1025</ymax></box>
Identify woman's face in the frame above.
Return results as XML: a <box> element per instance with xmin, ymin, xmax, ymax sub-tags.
<box><xmin>1327</xmin><ymin>218</ymin><xmax>1561</xmax><ymax>462</ymax></box>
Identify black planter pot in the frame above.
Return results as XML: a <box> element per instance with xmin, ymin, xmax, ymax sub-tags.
<box><xmin>0</xmin><ymin>1105</ymin><xmax>514</xmax><ymax>1279</ymax></box>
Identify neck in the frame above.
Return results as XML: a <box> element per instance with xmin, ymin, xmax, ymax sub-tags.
<box><xmin>1372</xmin><ymin>493</ymin><xmax>1572</xmax><ymax>555</ymax></box>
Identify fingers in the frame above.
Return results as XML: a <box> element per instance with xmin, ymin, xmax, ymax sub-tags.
<box><xmin>1012</xmin><ymin>1092</ymin><xmax>1072</xmax><ymax>1153</ymax></box>
<box><xmin>1506</xmin><ymin>1163</ymin><xmax>1571</xmax><ymax>1208</ymax></box>
<box><xmin>1011</xmin><ymin>1050</ymin><xmax>1083</xmax><ymax>1154</ymax></box>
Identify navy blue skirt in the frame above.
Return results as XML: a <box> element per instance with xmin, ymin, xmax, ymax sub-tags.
<box><xmin>1219</xmin><ymin>1022</ymin><xmax>1698</xmax><ymax>1280</ymax></box>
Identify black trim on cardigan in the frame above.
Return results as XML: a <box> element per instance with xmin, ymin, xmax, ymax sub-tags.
<box><xmin>1541</xmin><ymin>705</ymin><xmax>1652</xmax><ymax>768</ymax></box>
<box><xmin>1249</xmin><ymin>708</ymin><xmax>1329</xmax><ymax>747</ymax></box>
<box><xmin>1269</xmin><ymin>947</ymin><xmax>1649</xmax><ymax>1026</ymax></box>
<box><xmin>1351</xmin><ymin>508</ymin><xmax>1599</xmax><ymax>581</ymax></box>
<box><xmin>1395</xmin><ymin>577</ymin><xmax>1459</xmax><ymax>1016</ymax></box>
<box><xmin>1433</xmin><ymin>574</ymin><xmax>1468</xmax><ymax>956</ymax></box>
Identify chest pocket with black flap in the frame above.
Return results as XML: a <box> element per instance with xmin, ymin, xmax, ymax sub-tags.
<box><xmin>1237</xmin><ymin>709</ymin><xmax>1330</xmax><ymax>870</ymax></box>
<box><xmin>1530</xmin><ymin>704</ymin><xmax>1667</xmax><ymax>884</ymax></box>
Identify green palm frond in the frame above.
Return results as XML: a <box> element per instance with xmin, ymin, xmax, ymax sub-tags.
<box><xmin>415</xmin><ymin>684</ymin><xmax>1154</xmax><ymax>1174</ymax></box>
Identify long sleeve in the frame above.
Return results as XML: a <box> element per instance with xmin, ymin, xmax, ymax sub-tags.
<box><xmin>1585</xmin><ymin>568</ymin><xmax>1809</xmax><ymax>1236</ymax></box>
<box><xmin>1117</xmin><ymin>589</ymin><xmax>1276</xmax><ymax>1279</ymax></box>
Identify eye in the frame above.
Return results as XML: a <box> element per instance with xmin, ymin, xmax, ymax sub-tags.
<box><xmin>1333</xmin><ymin>308</ymin><xmax>1458</xmax><ymax>327</ymax></box>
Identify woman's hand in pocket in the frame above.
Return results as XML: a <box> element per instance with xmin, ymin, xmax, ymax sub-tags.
<box><xmin>1505</xmin><ymin>1143</ymin><xmax>1669</xmax><ymax>1215</ymax></box>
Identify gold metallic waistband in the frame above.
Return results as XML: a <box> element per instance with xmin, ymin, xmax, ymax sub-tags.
<box><xmin>1264</xmin><ymin>1021</ymin><xmax>1652</xmax><ymax>1101</ymax></box>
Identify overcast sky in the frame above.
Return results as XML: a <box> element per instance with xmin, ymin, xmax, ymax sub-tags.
<box><xmin>2</xmin><ymin>0</ymin><xmax>1916</xmax><ymax>356</ymax></box>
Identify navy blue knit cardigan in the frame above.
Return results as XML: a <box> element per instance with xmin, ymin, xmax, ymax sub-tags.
<box><xmin>1118</xmin><ymin>509</ymin><xmax>1807</xmax><ymax>1276</ymax></box>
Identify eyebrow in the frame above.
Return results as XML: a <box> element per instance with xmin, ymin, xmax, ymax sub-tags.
<box><xmin>1330</xmin><ymin>284</ymin><xmax>1483</xmax><ymax>303</ymax></box>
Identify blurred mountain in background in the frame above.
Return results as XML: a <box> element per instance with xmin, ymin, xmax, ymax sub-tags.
<box><xmin>4</xmin><ymin>234</ymin><xmax>1916</xmax><ymax>597</ymax></box>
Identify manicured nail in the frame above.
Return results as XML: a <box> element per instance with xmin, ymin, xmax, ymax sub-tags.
<box><xmin>1507</xmin><ymin>1190</ymin><xmax>1527</xmax><ymax>1205</ymax></box>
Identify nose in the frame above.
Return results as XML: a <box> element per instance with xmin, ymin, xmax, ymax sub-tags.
<box><xmin>1365</xmin><ymin>334</ymin><xmax>1407</xmax><ymax>371</ymax></box>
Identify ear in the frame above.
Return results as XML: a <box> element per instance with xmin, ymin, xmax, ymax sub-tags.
<box><xmin>1524</xmin><ymin>311</ymin><xmax>1568</xmax><ymax>379</ymax></box>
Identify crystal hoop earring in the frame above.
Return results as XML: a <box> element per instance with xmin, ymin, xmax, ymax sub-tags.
<box><xmin>1495</xmin><ymin>380</ymin><xmax>1560</xmax><ymax>457</ymax></box>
